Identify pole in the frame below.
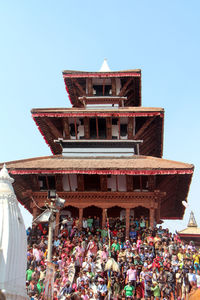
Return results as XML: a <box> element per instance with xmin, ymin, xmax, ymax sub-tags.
<box><xmin>47</xmin><ymin>201</ymin><xmax>55</xmax><ymax>262</ymax></box>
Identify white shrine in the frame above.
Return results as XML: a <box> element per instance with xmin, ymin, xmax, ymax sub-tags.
<box><xmin>0</xmin><ymin>165</ymin><xmax>28</xmax><ymax>299</ymax></box>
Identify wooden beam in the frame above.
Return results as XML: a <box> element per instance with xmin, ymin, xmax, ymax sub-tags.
<box><xmin>102</xmin><ymin>78</ymin><xmax>105</xmax><ymax>96</ymax></box>
<box><xmin>56</xmin><ymin>175</ymin><xmax>63</xmax><ymax>191</ymax></box>
<box><xmin>126</xmin><ymin>91</ymin><xmax>135</xmax><ymax>106</ymax></box>
<box><xmin>119</xmin><ymin>78</ymin><xmax>133</xmax><ymax>96</ymax></box>
<box><xmin>128</xmin><ymin>117</ymin><xmax>134</xmax><ymax>139</ymax></box>
<box><xmin>100</xmin><ymin>175</ymin><xmax>107</xmax><ymax>191</ymax></box>
<box><xmin>68</xmin><ymin>174</ymin><xmax>72</xmax><ymax>192</ymax></box>
<box><xmin>62</xmin><ymin>118</ymin><xmax>70</xmax><ymax>139</ymax></box>
<box><xmin>74</xmin><ymin>118</ymin><xmax>78</xmax><ymax>140</ymax></box>
<box><xmin>106</xmin><ymin>117</ymin><xmax>112</xmax><ymax>139</ymax></box>
<box><xmin>29</xmin><ymin>175</ymin><xmax>40</xmax><ymax>191</ymax></box>
<box><xmin>84</xmin><ymin>117</ymin><xmax>90</xmax><ymax>139</ymax></box>
<box><xmin>126</xmin><ymin>175</ymin><xmax>133</xmax><ymax>192</ymax></box>
<box><xmin>72</xmin><ymin>79</ymin><xmax>86</xmax><ymax>96</ymax></box>
<box><xmin>44</xmin><ymin>117</ymin><xmax>63</xmax><ymax>139</ymax></box>
<box><xmin>148</xmin><ymin>176</ymin><xmax>155</xmax><ymax>191</ymax></box>
<box><xmin>111</xmin><ymin>78</ymin><xmax>116</xmax><ymax>96</ymax></box>
<box><xmin>96</xmin><ymin>117</ymin><xmax>99</xmax><ymax>139</ymax></box>
<box><xmin>88</xmin><ymin>78</ymin><xmax>93</xmax><ymax>96</ymax></box>
<box><xmin>118</xmin><ymin>117</ymin><xmax>121</xmax><ymax>139</ymax></box>
<box><xmin>116</xmin><ymin>175</ymin><xmax>118</xmax><ymax>191</ymax></box>
<box><xmin>77</xmin><ymin>174</ymin><xmax>84</xmax><ymax>191</ymax></box>
<box><xmin>134</xmin><ymin>116</ymin><xmax>156</xmax><ymax>140</ymax></box>
<box><xmin>157</xmin><ymin>175</ymin><xmax>176</xmax><ymax>190</ymax></box>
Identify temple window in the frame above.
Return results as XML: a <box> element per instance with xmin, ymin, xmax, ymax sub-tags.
<box><xmin>112</xmin><ymin>118</ymin><xmax>119</xmax><ymax>139</ymax></box>
<box><xmin>38</xmin><ymin>175</ymin><xmax>56</xmax><ymax>190</ymax></box>
<box><xmin>133</xmin><ymin>175</ymin><xmax>149</xmax><ymax>191</ymax></box>
<box><xmin>38</xmin><ymin>176</ymin><xmax>47</xmax><ymax>190</ymax></box>
<box><xmin>120</xmin><ymin>117</ymin><xmax>128</xmax><ymax>139</ymax></box>
<box><xmin>48</xmin><ymin>176</ymin><xmax>56</xmax><ymax>190</ymax></box>
<box><xmin>107</xmin><ymin>175</ymin><xmax>117</xmax><ymax>191</ymax></box>
<box><xmin>89</xmin><ymin>78</ymin><xmax>112</xmax><ymax>96</ymax></box>
<box><xmin>89</xmin><ymin>118</ymin><xmax>107</xmax><ymax>139</ymax></box>
<box><xmin>93</xmin><ymin>84</ymin><xmax>112</xmax><ymax>96</ymax></box>
<box><xmin>117</xmin><ymin>175</ymin><xmax>127</xmax><ymax>191</ymax></box>
<box><xmin>84</xmin><ymin>175</ymin><xmax>101</xmax><ymax>191</ymax></box>
<box><xmin>62</xmin><ymin>174</ymin><xmax>77</xmax><ymax>191</ymax></box>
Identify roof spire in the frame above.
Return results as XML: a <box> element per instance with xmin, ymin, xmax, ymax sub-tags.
<box><xmin>99</xmin><ymin>59</ymin><xmax>111</xmax><ymax>72</ymax></box>
<box><xmin>188</xmin><ymin>211</ymin><xmax>197</xmax><ymax>227</ymax></box>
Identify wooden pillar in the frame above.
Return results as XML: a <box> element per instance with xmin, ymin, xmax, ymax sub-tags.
<box><xmin>106</xmin><ymin>117</ymin><xmax>112</xmax><ymax>139</ymax></box>
<box><xmin>62</xmin><ymin>118</ymin><xmax>70</xmax><ymax>139</ymax></box>
<box><xmin>148</xmin><ymin>176</ymin><xmax>155</xmax><ymax>191</ymax></box>
<box><xmin>77</xmin><ymin>174</ymin><xmax>84</xmax><ymax>191</ymax></box>
<box><xmin>55</xmin><ymin>175</ymin><xmax>63</xmax><ymax>191</ymax></box>
<box><xmin>126</xmin><ymin>175</ymin><xmax>133</xmax><ymax>192</ymax></box>
<box><xmin>84</xmin><ymin>117</ymin><xmax>90</xmax><ymax>139</ymax></box>
<box><xmin>102</xmin><ymin>208</ymin><xmax>106</xmax><ymax>228</ymax></box>
<box><xmin>111</xmin><ymin>78</ymin><xmax>116</xmax><ymax>95</ymax></box>
<box><xmin>100</xmin><ymin>175</ymin><xmax>107</xmax><ymax>191</ymax></box>
<box><xmin>88</xmin><ymin>78</ymin><xmax>93</xmax><ymax>96</ymax></box>
<box><xmin>126</xmin><ymin>208</ymin><xmax>130</xmax><ymax>239</ymax></box>
<box><xmin>150</xmin><ymin>208</ymin><xmax>155</xmax><ymax>228</ymax></box>
<box><xmin>79</xmin><ymin>208</ymin><xmax>83</xmax><ymax>230</ymax></box>
<box><xmin>128</xmin><ymin>117</ymin><xmax>134</xmax><ymax>139</ymax></box>
<box><xmin>55</xmin><ymin>211</ymin><xmax>60</xmax><ymax>236</ymax></box>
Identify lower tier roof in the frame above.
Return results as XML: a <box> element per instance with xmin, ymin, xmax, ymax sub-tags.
<box><xmin>0</xmin><ymin>155</ymin><xmax>193</xmax><ymax>220</ymax></box>
<box><xmin>2</xmin><ymin>155</ymin><xmax>193</xmax><ymax>175</ymax></box>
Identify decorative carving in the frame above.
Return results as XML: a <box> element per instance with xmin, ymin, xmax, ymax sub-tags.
<box><xmin>31</xmin><ymin>191</ymin><xmax>164</xmax><ymax>210</ymax></box>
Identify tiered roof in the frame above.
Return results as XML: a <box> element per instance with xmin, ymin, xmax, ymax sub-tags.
<box><xmin>0</xmin><ymin>62</ymin><xmax>194</xmax><ymax>221</ymax></box>
<box><xmin>31</xmin><ymin>107</ymin><xmax>164</xmax><ymax>157</ymax></box>
<box><xmin>62</xmin><ymin>68</ymin><xmax>141</xmax><ymax>107</ymax></box>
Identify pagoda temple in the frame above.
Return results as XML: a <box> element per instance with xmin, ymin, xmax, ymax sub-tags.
<box><xmin>1</xmin><ymin>60</ymin><xmax>194</xmax><ymax>237</ymax></box>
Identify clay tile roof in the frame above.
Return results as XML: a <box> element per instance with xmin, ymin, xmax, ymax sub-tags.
<box><xmin>62</xmin><ymin>69</ymin><xmax>141</xmax><ymax>75</ymax></box>
<box><xmin>178</xmin><ymin>227</ymin><xmax>200</xmax><ymax>235</ymax></box>
<box><xmin>1</xmin><ymin>155</ymin><xmax>194</xmax><ymax>175</ymax></box>
<box><xmin>31</xmin><ymin>107</ymin><xmax>164</xmax><ymax>115</ymax></box>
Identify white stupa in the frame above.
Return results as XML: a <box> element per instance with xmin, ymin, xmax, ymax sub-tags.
<box><xmin>0</xmin><ymin>164</ymin><xmax>28</xmax><ymax>299</ymax></box>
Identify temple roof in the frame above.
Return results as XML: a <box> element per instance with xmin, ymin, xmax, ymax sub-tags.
<box><xmin>62</xmin><ymin>68</ymin><xmax>141</xmax><ymax>107</ymax></box>
<box><xmin>62</xmin><ymin>69</ymin><xmax>141</xmax><ymax>76</ymax></box>
<box><xmin>0</xmin><ymin>155</ymin><xmax>193</xmax><ymax>219</ymax></box>
<box><xmin>178</xmin><ymin>212</ymin><xmax>200</xmax><ymax>237</ymax></box>
<box><xmin>1</xmin><ymin>155</ymin><xmax>193</xmax><ymax>175</ymax></box>
<box><xmin>31</xmin><ymin>107</ymin><xmax>164</xmax><ymax>158</ymax></box>
<box><xmin>31</xmin><ymin>106</ymin><xmax>164</xmax><ymax>115</ymax></box>
<box><xmin>178</xmin><ymin>227</ymin><xmax>200</xmax><ymax>236</ymax></box>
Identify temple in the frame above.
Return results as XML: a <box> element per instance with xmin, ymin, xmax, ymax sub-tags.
<box><xmin>1</xmin><ymin>60</ymin><xmax>194</xmax><ymax>237</ymax></box>
<box><xmin>178</xmin><ymin>211</ymin><xmax>200</xmax><ymax>246</ymax></box>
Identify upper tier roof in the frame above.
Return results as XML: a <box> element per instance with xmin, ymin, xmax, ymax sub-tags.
<box><xmin>62</xmin><ymin>69</ymin><xmax>141</xmax><ymax>107</ymax></box>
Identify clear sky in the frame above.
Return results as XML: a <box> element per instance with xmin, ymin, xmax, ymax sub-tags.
<box><xmin>0</xmin><ymin>1</ymin><xmax>199</xmax><ymax>232</ymax></box>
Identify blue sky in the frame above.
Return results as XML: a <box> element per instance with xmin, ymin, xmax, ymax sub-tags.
<box><xmin>0</xmin><ymin>1</ymin><xmax>199</xmax><ymax>232</ymax></box>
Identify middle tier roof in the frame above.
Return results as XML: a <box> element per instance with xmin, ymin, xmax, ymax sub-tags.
<box><xmin>32</xmin><ymin>106</ymin><xmax>164</xmax><ymax>158</ymax></box>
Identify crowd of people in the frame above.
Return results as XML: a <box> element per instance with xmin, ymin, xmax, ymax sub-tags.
<box><xmin>26</xmin><ymin>214</ymin><xmax>200</xmax><ymax>299</ymax></box>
